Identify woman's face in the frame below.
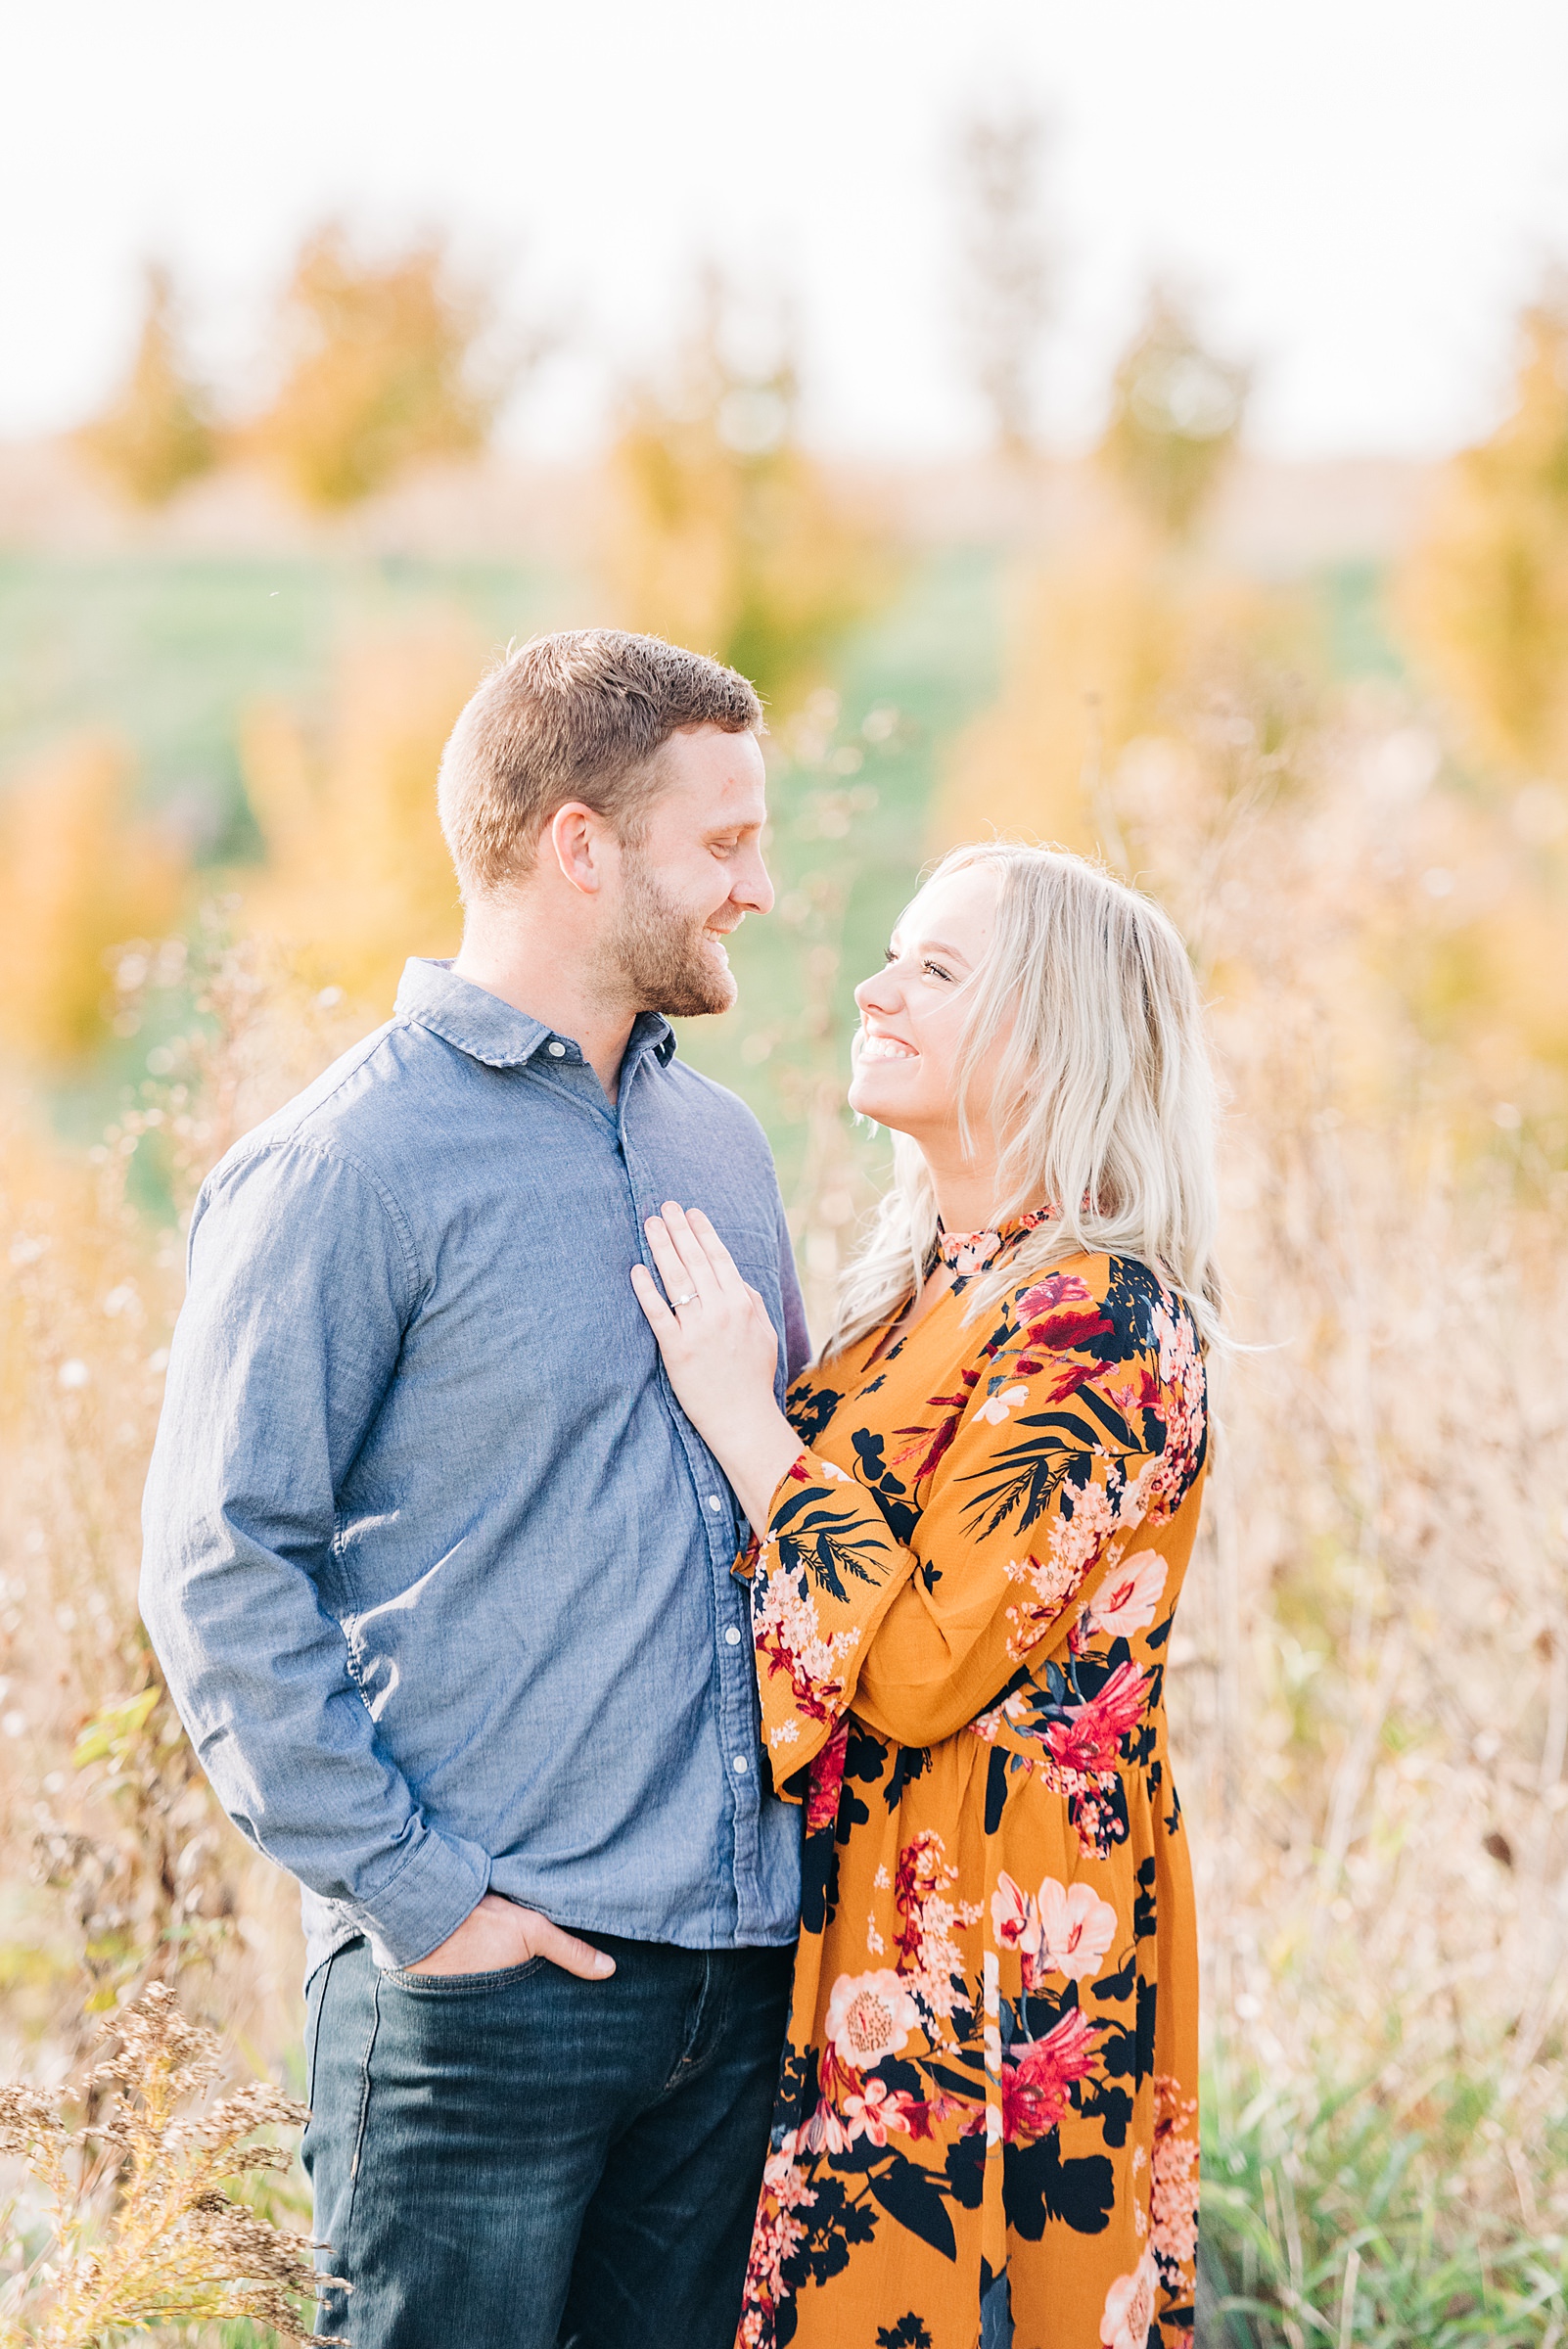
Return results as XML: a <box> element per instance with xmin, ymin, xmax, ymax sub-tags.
<box><xmin>848</xmin><ymin>862</ymin><xmax>1003</xmax><ymax>1145</ymax></box>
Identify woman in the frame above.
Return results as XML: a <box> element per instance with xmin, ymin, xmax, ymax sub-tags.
<box><xmin>630</xmin><ymin>843</ymin><xmax>1217</xmax><ymax>2349</ymax></box>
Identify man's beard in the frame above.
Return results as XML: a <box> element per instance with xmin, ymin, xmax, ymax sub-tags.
<box><xmin>601</xmin><ymin>852</ymin><xmax>738</xmax><ymax>1018</ymax></box>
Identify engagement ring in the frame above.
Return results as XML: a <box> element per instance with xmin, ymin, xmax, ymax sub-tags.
<box><xmin>674</xmin><ymin>1292</ymin><xmax>698</xmax><ymax>1307</ymax></box>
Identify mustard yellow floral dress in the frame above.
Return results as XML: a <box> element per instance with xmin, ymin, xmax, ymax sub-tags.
<box><xmin>735</xmin><ymin>1220</ymin><xmax>1208</xmax><ymax>2349</ymax></box>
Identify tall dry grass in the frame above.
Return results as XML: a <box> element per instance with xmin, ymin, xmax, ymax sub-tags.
<box><xmin>935</xmin><ymin>495</ymin><xmax>1568</xmax><ymax>2329</ymax></box>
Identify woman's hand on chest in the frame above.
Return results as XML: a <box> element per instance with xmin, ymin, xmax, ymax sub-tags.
<box><xmin>630</xmin><ymin>1201</ymin><xmax>804</xmax><ymax>1529</ymax></box>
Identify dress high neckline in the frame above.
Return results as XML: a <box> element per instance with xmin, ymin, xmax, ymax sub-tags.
<box><xmin>934</xmin><ymin>1208</ymin><xmax>1052</xmax><ymax>1277</ymax></box>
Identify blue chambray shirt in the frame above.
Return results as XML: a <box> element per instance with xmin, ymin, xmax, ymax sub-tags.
<box><xmin>140</xmin><ymin>958</ymin><xmax>809</xmax><ymax>1979</ymax></box>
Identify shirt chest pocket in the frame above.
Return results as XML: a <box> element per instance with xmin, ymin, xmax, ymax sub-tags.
<box><xmin>708</xmin><ymin>1220</ymin><xmax>780</xmax><ymax>1306</ymax></box>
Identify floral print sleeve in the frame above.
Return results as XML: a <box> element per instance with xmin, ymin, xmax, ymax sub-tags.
<box><xmin>744</xmin><ymin>1251</ymin><xmax>1207</xmax><ymax>1795</ymax></box>
<box><xmin>747</xmin><ymin>1448</ymin><xmax>919</xmax><ymax>1789</ymax></box>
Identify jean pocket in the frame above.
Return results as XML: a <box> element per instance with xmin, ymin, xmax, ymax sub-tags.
<box><xmin>378</xmin><ymin>1958</ymin><xmax>547</xmax><ymax>1995</ymax></box>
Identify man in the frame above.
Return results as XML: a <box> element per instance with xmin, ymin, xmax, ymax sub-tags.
<box><xmin>140</xmin><ymin>631</ymin><xmax>808</xmax><ymax>2349</ymax></box>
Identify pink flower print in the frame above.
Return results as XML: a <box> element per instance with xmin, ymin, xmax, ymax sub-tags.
<box><xmin>1150</xmin><ymin>2075</ymin><xmax>1200</xmax><ymax>2274</ymax></box>
<box><xmin>823</xmin><ymin>1968</ymin><xmax>923</xmax><ymax>2072</ymax></box>
<box><xmin>940</xmin><ymin>1226</ymin><xmax>1002</xmax><ymax>1276</ymax></box>
<box><xmin>1035</xmin><ymin>1876</ymin><xmax>1120</xmax><ymax>1981</ymax></box>
<box><xmin>1085</xmin><ymin>1549</ymin><xmax>1169</xmax><ymax>1640</ymax></box>
<box><xmin>1044</xmin><ymin>1661</ymin><xmax>1151</xmax><ymax>1773</ymax></box>
<box><xmin>806</xmin><ymin>1721</ymin><xmax>849</xmax><ymax>1833</ymax></box>
<box><xmin>999</xmin><ymin>2004</ymin><xmax>1100</xmax><ymax>2142</ymax></box>
<box><xmin>839</xmin><ymin>2076</ymin><xmax>911</xmax><ymax>2147</ymax></box>
<box><xmin>975</xmin><ymin>1381</ymin><xmax>1030</xmax><ymax>1425</ymax></box>
<box><xmin>801</xmin><ymin>2098</ymin><xmax>854</xmax><ymax>2155</ymax></box>
<box><xmin>1100</xmin><ymin>2252</ymin><xmax>1158</xmax><ymax>2349</ymax></box>
<box><xmin>991</xmin><ymin>1869</ymin><xmax>1041</xmax><ymax>1959</ymax></box>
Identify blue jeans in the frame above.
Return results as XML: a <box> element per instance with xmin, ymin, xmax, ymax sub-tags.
<box><xmin>301</xmin><ymin>1934</ymin><xmax>794</xmax><ymax>2349</ymax></box>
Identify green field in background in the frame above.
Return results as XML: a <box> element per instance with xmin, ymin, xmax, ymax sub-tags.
<box><xmin>0</xmin><ymin>543</ymin><xmax>1402</xmax><ymax>1173</ymax></box>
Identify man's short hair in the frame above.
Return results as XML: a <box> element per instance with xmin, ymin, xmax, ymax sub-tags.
<box><xmin>438</xmin><ymin>628</ymin><xmax>763</xmax><ymax>899</ymax></box>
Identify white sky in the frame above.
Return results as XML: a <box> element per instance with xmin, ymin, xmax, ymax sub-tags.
<box><xmin>3</xmin><ymin>0</ymin><xmax>1567</xmax><ymax>460</ymax></box>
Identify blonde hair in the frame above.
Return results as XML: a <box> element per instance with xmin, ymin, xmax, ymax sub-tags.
<box><xmin>829</xmin><ymin>841</ymin><xmax>1222</xmax><ymax>1356</ymax></box>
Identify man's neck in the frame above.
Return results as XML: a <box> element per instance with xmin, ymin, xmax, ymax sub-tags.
<box><xmin>453</xmin><ymin>908</ymin><xmax>639</xmax><ymax>1104</ymax></box>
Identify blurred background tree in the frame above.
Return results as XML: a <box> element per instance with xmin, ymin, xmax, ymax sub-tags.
<box><xmin>239</xmin><ymin>620</ymin><xmax>478</xmax><ymax>1010</ymax></box>
<box><xmin>939</xmin><ymin>301</ymin><xmax>1278</xmax><ymax>860</ymax></box>
<box><xmin>1098</xmin><ymin>285</ymin><xmax>1249</xmax><ymax>538</ymax></box>
<box><xmin>952</xmin><ymin>104</ymin><xmax>1054</xmax><ymax>462</ymax></box>
<box><xmin>1399</xmin><ymin>282</ymin><xmax>1568</xmax><ymax>780</ymax></box>
<box><xmin>0</xmin><ymin>737</ymin><xmax>188</xmax><ymax>1063</ymax></box>
<box><xmin>73</xmin><ymin>264</ymin><xmax>216</xmax><ymax>508</ymax></box>
<box><xmin>604</xmin><ymin>275</ymin><xmax>892</xmax><ymax>710</ymax></box>
<box><xmin>248</xmin><ymin>225</ymin><xmax>513</xmax><ymax>509</ymax></box>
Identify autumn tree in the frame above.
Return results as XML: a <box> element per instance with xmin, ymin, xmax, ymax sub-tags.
<box><xmin>605</xmin><ymin>276</ymin><xmax>890</xmax><ymax>709</ymax></box>
<box><xmin>239</xmin><ymin>621</ymin><xmax>476</xmax><ymax>1010</ymax></box>
<box><xmin>0</xmin><ymin>736</ymin><xmax>188</xmax><ymax>1064</ymax></box>
<box><xmin>1099</xmin><ymin>288</ymin><xmax>1248</xmax><ymax>539</ymax></box>
<box><xmin>1398</xmin><ymin>287</ymin><xmax>1568</xmax><ymax>777</ymax></box>
<box><xmin>250</xmin><ymin>226</ymin><xmax>510</xmax><ymax>509</ymax></box>
<box><xmin>75</xmin><ymin>264</ymin><xmax>216</xmax><ymax>507</ymax></box>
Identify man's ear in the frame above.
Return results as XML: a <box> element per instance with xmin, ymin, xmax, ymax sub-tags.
<box><xmin>546</xmin><ymin>802</ymin><xmax>616</xmax><ymax>898</ymax></box>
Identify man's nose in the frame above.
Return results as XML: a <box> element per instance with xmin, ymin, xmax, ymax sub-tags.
<box><xmin>732</xmin><ymin>841</ymin><xmax>774</xmax><ymax>917</ymax></box>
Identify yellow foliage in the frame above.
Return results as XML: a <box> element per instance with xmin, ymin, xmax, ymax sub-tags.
<box><xmin>934</xmin><ymin>503</ymin><xmax>1306</xmax><ymax>858</ymax></box>
<box><xmin>240</xmin><ymin>621</ymin><xmax>477</xmax><ymax>1010</ymax></box>
<box><xmin>1398</xmin><ymin>294</ymin><xmax>1568</xmax><ymax>775</ymax></box>
<box><xmin>249</xmin><ymin>225</ymin><xmax>498</xmax><ymax>509</ymax></box>
<box><xmin>1098</xmin><ymin>288</ymin><xmax>1248</xmax><ymax>540</ymax></box>
<box><xmin>941</xmin><ymin>509</ymin><xmax>1568</xmax><ymax>1113</ymax></box>
<box><xmin>0</xmin><ymin>737</ymin><xmax>187</xmax><ymax>1065</ymax></box>
<box><xmin>604</xmin><ymin>286</ymin><xmax>891</xmax><ymax>709</ymax></box>
<box><xmin>74</xmin><ymin>263</ymin><xmax>216</xmax><ymax>508</ymax></box>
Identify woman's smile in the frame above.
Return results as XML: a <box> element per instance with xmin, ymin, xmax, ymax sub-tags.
<box><xmin>856</xmin><ymin>1030</ymin><xmax>918</xmax><ymax>1063</ymax></box>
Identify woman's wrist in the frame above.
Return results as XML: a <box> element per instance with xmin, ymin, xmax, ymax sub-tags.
<box><xmin>710</xmin><ymin>1401</ymin><xmax>805</xmax><ymax>1536</ymax></box>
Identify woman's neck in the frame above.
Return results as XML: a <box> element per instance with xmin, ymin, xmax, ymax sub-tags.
<box><xmin>918</xmin><ymin>1140</ymin><xmax>1004</xmax><ymax>1237</ymax></box>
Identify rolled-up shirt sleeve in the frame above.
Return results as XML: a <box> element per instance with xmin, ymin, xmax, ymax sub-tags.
<box><xmin>139</xmin><ymin>1138</ymin><xmax>491</xmax><ymax>1969</ymax></box>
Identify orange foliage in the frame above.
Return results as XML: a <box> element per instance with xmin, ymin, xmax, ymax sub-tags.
<box><xmin>604</xmin><ymin>282</ymin><xmax>890</xmax><ymax>709</ymax></box>
<box><xmin>74</xmin><ymin>264</ymin><xmax>216</xmax><ymax>509</ymax></box>
<box><xmin>249</xmin><ymin>227</ymin><xmax>499</xmax><ymax>510</ymax></box>
<box><xmin>0</xmin><ymin>738</ymin><xmax>188</xmax><ymax>1064</ymax></box>
<box><xmin>239</xmin><ymin>621</ymin><xmax>479</xmax><ymax>1011</ymax></box>
<box><xmin>1398</xmin><ymin>292</ymin><xmax>1568</xmax><ymax>776</ymax></box>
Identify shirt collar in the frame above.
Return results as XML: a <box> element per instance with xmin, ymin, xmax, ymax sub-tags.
<box><xmin>393</xmin><ymin>958</ymin><xmax>676</xmax><ymax>1073</ymax></box>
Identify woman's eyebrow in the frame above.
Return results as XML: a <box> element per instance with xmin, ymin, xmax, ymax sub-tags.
<box><xmin>903</xmin><ymin>936</ymin><xmax>971</xmax><ymax>965</ymax></box>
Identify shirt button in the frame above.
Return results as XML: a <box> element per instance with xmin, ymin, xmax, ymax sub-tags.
<box><xmin>707</xmin><ymin>1494</ymin><xmax>722</xmax><ymax>1512</ymax></box>
<box><xmin>732</xmin><ymin>1755</ymin><xmax>749</xmax><ymax>1773</ymax></box>
<box><xmin>546</xmin><ymin>1040</ymin><xmax>566</xmax><ymax>1057</ymax></box>
<box><xmin>724</xmin><ymin>1626</ymin><xmax>742</xmax><ymax>1646</ymax></box>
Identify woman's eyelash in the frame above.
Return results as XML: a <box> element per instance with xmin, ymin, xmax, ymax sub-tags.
<box><xmin>882</xmin><ymin>947</ymin><xmax>953</xmax><ymax>980</ymax></box>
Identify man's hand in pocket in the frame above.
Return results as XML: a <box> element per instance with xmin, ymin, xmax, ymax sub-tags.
<box><xmin>404</xmin><ymin>1892</ymin><xmax>615</xmax><ymax>1979</ymax></box>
